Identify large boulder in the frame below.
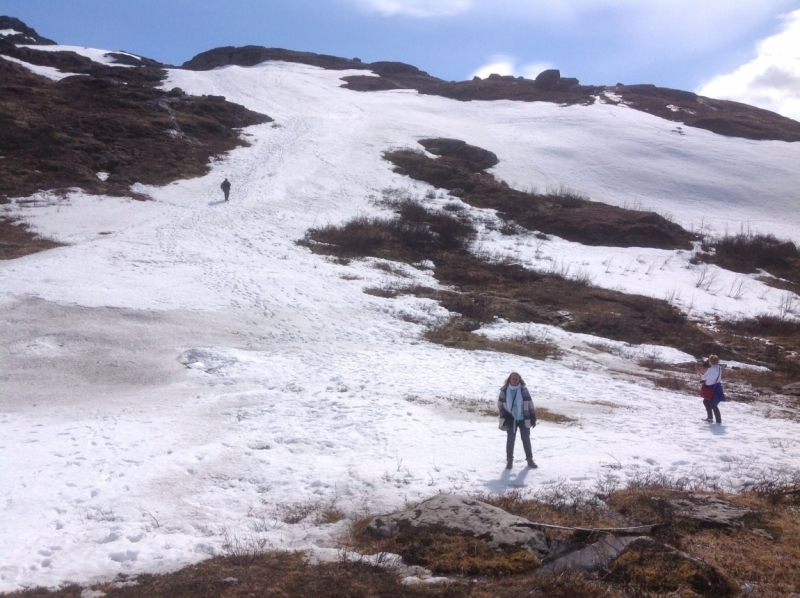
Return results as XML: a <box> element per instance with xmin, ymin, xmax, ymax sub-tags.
<box><xmin>538</xmin><ymin>535</ymin><xmax>647</xmax><ymax>575</ymax></box>
<box><xmin>534</xmin><ymin>69</ymin><xmax>561</xmax><ymax>88</ymax></box>
<box><xmin>367</xmin><ymin>494</ymin><xmax>549</xmax><ymax>558</ymax></box>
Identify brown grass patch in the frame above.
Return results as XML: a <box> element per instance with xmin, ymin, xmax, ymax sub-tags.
<box><xmin>0</xmin><ymin>217</ymin><xmax>62</xmax><ymax>259</ymax></box>
<box><xmin>384</xmin><ymin>147</ymin><xmax>694</xmax><ymax>250</ymax></box>
<box><xmin>2</xmin><ymin>551</ymin><xmax>464</xmax><ymax>598</ymax></box>
<box><xmin>304</xmin><ymin>191</ymin><xmax>798</xmax><ymax>396</ymax></box>
<box><xmin>424</xmin><ymin>319</ymin><xmax>562</xmax><ymax>361</ymax></box>
<box><xmin>301</xmin><ymin>195</ymin><xmax>721</xmax><ymax>356</ymax></box>
<box><xmin>535</xmin><ymin>408</ymin><xmax>577</xmax><ymax>424</ymax></box>
<box><xmin>0</xmin><ymin>49</ymin><xmax>270</xmax><ymax>201</ymax></box>
<box><xmin>696</xmin><ymin>229</ymin><xmax>800</xmax><ymax>286</ymax></box>
<box><xmin>608</xmin><ymin>541</ymin><xmax>738</xmax><ymax>597</ymax></box>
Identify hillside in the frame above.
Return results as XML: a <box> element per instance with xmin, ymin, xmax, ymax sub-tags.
<box><xmin>1</xmin><ymin>19</ymin><xmax>799</xmax><ymax>596</ymax></box>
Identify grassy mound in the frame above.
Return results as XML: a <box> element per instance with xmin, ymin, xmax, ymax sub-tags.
<box><xmin>385</xmin><ymin>144</ymin><xmax>695</xmax><ymax>250</ymax></box>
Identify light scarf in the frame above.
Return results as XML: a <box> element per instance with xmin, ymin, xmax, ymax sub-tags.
<box><xmin>505</xmin><ymin>384</ymin><xmax>524</xmax><ymax>421</ymax></box>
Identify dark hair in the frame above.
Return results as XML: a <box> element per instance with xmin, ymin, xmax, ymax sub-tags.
<box><xmin>504</xmin><ymin>371</ymin><xmax>526</xmax><ymax>386</ymax></box>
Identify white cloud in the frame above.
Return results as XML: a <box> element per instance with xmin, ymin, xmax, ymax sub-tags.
<box><xmin>697</xmin><ymin>9</ymin><xmax>800</xmax><ymax>121</ymax></box>
<box><xmin>353</xmin><ymin>0</ymin><xmax>472</xmax><ymax>17</ymax></box>
<box><xmin>471</xmin><ymin>55</ymin><xmax>552</xmax><ymax>80</ymax></box>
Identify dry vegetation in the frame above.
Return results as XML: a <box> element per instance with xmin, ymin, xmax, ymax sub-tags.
<box><xmin>316</xmin><ymin>139</ymin><xmax>800</xmax><ymax>387</ymax></box>
<box><xmin>385</xmin><ymin>141</ymin><xmax>695</xmax><ymax>250</ymax></box>
<box><xmin>6</xmin><ymin>477</ymin><xmax>799</xmax><ymax>597</ymax></box>
<box><xmin>0</xmin><ymin>217</ymin><xmax>62</xmax><ymax>259</ymax></box>
<box><xmin>0</xmin><ymin>45</ymin><xmax>271</xmax><ymax>259</ymax></box>
<box><xmin>302</xmin><ymin>193</ymin><xmax>717</xmax><ymax>352</ymax></box>
<box><xmin>695</xmin><ymin>228</ymin><xmax>800</xmax><ymax>289</ymax></box>
<box><xmin>302</xmin><ymin>183</ymin><xmax>800</xmax><ymax>387</ymax></box>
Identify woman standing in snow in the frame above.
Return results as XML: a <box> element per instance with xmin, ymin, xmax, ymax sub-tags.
<box><xmin>498</xmin><ymin>372</ymin><xmax>537</xmax><ymax>469</ymax></box>
<box><xmin>696</xmin><ymin>354</ymin><xmax>724</xmax><ymax>424</ymax></box>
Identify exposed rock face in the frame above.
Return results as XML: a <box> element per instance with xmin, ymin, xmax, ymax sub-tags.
<box><xmin>367</xmin><ymin>494</ymin><xmax>550</xmax><ymax>558</ymax></box>
<box><xmin>664</xmin><ymin>494</ymin><xmax>756</xmax><ymax>528</ymax></box>
<box><xmin>0</xmin><ymin>16</ymin><xmax>56</xmax><ymax>45</ymax></box>
<box><xmin>538</xmin><ymin>535</ymin><xmax>646</xmax><ymax>575</ymax></box>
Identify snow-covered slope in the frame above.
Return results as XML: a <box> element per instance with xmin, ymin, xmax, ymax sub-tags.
<box><xmin>1</xmin><ymin>59</ymin><xmax>798</xmax><ymax>592</ymax></box>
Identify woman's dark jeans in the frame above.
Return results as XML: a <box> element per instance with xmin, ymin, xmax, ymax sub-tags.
<box><xmin>506</xmin><ymin>421</ymin><xmax>532</xmax><ymax>461</ymax></box>
<box><xmin>703</xmin><ymin>400</ymin><xmax>721</xmax><ymax>423</ymax></box>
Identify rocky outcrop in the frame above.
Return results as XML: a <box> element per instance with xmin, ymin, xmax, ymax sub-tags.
<box><xmin>534</xmin><ymin>69</ymin><xmax>561</xmax><ymax>88</ymax></box>
<box><xmin>663</xmin><ymin>493</ymin><xmax>756</xmax><ymax>528</ymax></box>
<box><xmin>181</xmin><ymin>45</ymin><xmax>432</xmax><ymax>79</ymax></box>
<box><xmin>0</xmin><ymin>16</ymin><xmax>56</xmax><ymax>45</ymax></box>
<box><xmin>538</xmin><ymin>535</ymin><xmax>646</xmax><ymax>575</ymax></box>
<box><xmin>367</xmin><ymin>494</ymin><xmax>550</xmax><ymax>558</ymax></box>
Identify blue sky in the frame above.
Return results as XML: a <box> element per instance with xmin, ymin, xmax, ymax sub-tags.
<box><xmin>2</xmin><ymin>0</ymin><xmax>799</xmax><ymax>93</ymax></box>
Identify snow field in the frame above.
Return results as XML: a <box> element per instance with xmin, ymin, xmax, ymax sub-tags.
<box><xmin>1</xmin><ymin>59</ymin><xmax>799</xmax><ymax>591</ymax></box>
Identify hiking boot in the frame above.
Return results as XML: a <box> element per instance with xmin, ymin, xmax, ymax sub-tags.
<box><xmin>527</xmin><ymin>458</ymin><xmax>538</xmax><ymax>469</ymax></box>
<box><xmin>506</xmin><ymin>460</ymin><xmax>513</xmax><ymax>469</ymax></box>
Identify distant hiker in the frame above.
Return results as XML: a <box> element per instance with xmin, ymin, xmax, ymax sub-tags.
<box><xmin>696</xmin><ymin>354</ymin><xmax>725</xmax><ymax>424</ymax></box>
<box><xmin>221</xmin><ymin>178</ymin><xmax>231</xmax><ymax>201</ymax></box>
<box><xmin>498</xmin><ymin>372</ymin><xmax>537</xmax><ymax>469</ymax></box>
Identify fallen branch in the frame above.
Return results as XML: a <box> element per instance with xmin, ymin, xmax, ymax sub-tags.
<box><xmin>514</xmin><ymin>521</ymin><xmax>660</xmax><ymax>535</ymax></box>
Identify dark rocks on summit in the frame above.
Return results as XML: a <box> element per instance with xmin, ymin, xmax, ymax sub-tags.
<box><xmin>534</xmin><ymin>68</ymin><xmax>561</xmax><ymax>87</ymax></box>
<box><xmin>0</xmin><ymin>16</ymin><xmax>56</xmax><ymax>45</ymax></box>
<box><xmin>181</xmin><ymin>45</ymin><xmax>431</xmax><ymax>79</ymax></box>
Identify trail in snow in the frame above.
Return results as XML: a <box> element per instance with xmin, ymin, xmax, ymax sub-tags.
<box><xmin>1</xmin><ymin>60</ymin><xmax>798</xmax><ymax>592</ymax></box>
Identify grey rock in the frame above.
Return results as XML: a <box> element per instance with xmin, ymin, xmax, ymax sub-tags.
<box><xmin>367</xmin><ymin>494</ymin><xmax>549</xmax><ymax>558</ymax></box>
<box><xmin>448</xmin><ymin>188</ymin><xmax>465</xmax><ymax>198</ymax></box>
<box><xmin>665</xmin><ymin>493</ymin><xmax>755</xmax><ymax>528</ymax></box>
<box><xmin>538</xmin><ymin>535</ymin><xmax>646</xmax><ymax>575</ymax></box>
<box><xmin>392</xmin><ymin>166</ymin><xmax>408</xmax><ymax>175</ymax></box>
